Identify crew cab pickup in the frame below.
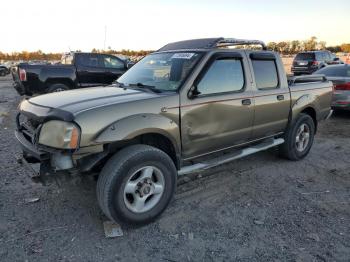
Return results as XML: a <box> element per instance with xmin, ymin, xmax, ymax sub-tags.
<box><xmin>12</xmin><ymin>52</ymin><xmax>130</xmax><ymax>95</ymax></box>
<box><xmin>15</xmin><ymin>38</ymin><xmax>333</xmax><ymax>226</ymax></box>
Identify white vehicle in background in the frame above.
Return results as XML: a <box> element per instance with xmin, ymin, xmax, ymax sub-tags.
<box><xmin>0</xmin><ymin>64</ymin><xmax>10</xmax><ymax>76</ymax></box>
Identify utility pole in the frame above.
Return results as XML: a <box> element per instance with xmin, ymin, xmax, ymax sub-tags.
<box><xmin>104</xmin><ymin>25</ymin><xmax>107</xmax><ymax>51</ymax></box>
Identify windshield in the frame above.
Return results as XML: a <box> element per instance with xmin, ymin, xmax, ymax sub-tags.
<box><xmin>117</xmin><ymin>52</ymin><xmax>203</xmax><ymax>92</ymax></box>
<box><xmin>315</xmin><ymin>66</ymin><xmax>347</xmax><ymax>77</ymax></box>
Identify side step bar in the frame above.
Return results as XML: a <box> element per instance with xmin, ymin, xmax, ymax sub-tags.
<box><xmin>178</xmin><ymin>138</ymin><xmax>285</xmax><ymax>176</ymax></box>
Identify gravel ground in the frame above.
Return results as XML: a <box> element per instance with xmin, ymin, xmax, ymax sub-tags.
<box><xmin>0</xmin><ymin>76</ymin><xmax>349</xmax><ymax>262</ymax></box>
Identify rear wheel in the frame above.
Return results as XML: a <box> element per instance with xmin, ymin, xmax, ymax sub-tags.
<box><xmin>96</xmin><ymin>144</ymin><xmax>177</xmax><ymax>226</ymax></box>
<box><xmin>47</xmin><ymin>83</ymin><xmax>69</xmax><ymax>93</ymax></box>
<box><xmin>279</xmin><ymin>113</ymin><xmax>315</xmax><ymax>161</ymax></box>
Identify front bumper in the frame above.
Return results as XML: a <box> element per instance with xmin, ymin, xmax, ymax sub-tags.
<box><xmin>15</xmin><ymin>130</ymin><xmax>49</xmax><ymax>162</ymax></box>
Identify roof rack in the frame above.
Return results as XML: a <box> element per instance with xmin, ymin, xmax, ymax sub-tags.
<box><xmin>158</xmin><ymin>37</ymin><xmax>267</xmax><ymax>51</ymax></box>
<box><xmin>216</xmin><ymin>38</ymin><xmax>267</xmax><ymax>50</ymax></box>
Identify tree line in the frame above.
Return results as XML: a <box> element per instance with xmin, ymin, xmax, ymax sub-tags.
<box><xmin>0</xmin><ymin>49</ymin><xmax>153</xmax><ymax>61</ymax></box>
<box><xmin>1</xmin><ymin>37</ymin><xmax>349</xmax><ymax>61</ymax></box>
<box><xmin>267</xmin><ymin>37</ymin><xmax>350</xmax><ymax>55</ymax></box>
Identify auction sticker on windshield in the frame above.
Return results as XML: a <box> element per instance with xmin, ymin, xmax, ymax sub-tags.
<box><xmin>171</xmin><ymin>53</ymin><xmax>195</xmax><ymax>59</ymax></box>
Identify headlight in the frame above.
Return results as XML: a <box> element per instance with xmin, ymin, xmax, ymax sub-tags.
<box><xmin>38</xmin><ymin>120</ymin><xmax>80</xmax><ymax>149</ymax></box>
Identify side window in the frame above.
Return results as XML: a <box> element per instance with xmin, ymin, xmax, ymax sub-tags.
<box><xmin>316</xmin><ymin>53</ymin><xmax>323</xmax><ymax>61</ymax></box>
<box><xmin>77</xmin><ymin>54</ymin><xmax>101</xmax><ymax>67</ymax></box>
<box><xmin>197</xmin><ymin>58</ymin><xmax>244</xmax><ymax>95</ymax></box>
<box><xmin>321</xmin><ymin>52</ymin><xmax>327</xmax><ymax>61</ymax></box>
<box><xmin>103</xmin><ymin>56</ymin><xmax>125</xmax><ymax>69</ymax></box>
<box><xmin>251</xmin><ymin>60</ymin><xmax>279</xmax><ymax>90</ymax></box>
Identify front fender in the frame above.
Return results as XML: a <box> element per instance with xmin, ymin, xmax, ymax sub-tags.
<box><xmin>94</xmin><ymin>113</ymin><xmax>180</xmax><ymax>153</ymax></box>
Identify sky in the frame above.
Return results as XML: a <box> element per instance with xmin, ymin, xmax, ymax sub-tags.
<box><xmin>1</xmin><ymin>0</ymin><xmax>349</xmax><ymax>53</ymax></box>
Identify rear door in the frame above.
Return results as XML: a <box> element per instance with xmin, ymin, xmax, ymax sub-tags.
<box><xmin>249</xmin><ymin>52</ymin><xmax>291</xmax><ymax>139</ymax></box>
<box><xmin>75</xmin><ymin>53</ymin><xmax>106</xmax><ymax>87</ymax></box>
<box><xmin>101</xmin><ymin>55</ymin><xmax>127</xmax><ymax>84</ymax></box>
<box><xmin>180</xmin><ymin>51</ymin><xmax>255</xmax><ymax>159</ymax></box>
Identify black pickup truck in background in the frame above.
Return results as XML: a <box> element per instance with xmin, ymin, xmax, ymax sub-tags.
<box><xmin>12</xmin><ymin>52</ymin><xmax>131</xmax><ymax>95</ymax></box>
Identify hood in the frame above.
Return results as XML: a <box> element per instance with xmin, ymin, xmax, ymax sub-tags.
<box><xmin>28</xmin><ymin>85</ymin><xmax>160</xmax><ymax>114</ymax></box>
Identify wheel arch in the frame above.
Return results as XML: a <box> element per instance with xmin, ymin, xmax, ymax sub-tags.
<box><xmin>45</xmin><ymin>78</ymin><xmax>75</xmax><ymax>90</ymax></box>
<box><xmin>292</xmin><ymin>101</ymin><xmax>318</xmax><ymax>133</ymax></box>
<box><xmin>94</xmin><ymin>114</ymin><xmax>181</xmax><ymax>169</ymax></box>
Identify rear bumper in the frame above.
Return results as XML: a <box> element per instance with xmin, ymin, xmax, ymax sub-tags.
<box><xmin>291</xmin><ymin>66</ymin><xmax>318</xmax><ymax>75</ymax></box>
<box><xmin>332</xmin><ymin>91</ymin><xmax>350</xmax><ymax>110</ymax></box>
<box><xmin>332</xmin><ymin>103</ymin><xmax>350</xmax><ymax>110</ymax></box>
<box><xmin>13</xmin><ymin>81</ymin><xmax>26</xmax><ymax>96</ymax></box>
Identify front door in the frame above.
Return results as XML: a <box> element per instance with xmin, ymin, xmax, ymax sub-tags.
<box><xmin>101</xmin><ymin>55</ymin><xmax>127</xmax><ymax>84</ymax></box>
<box><xmin>76</xmin><ymin>53</ymin><xmax>106</xmax><ymax>87</ymax></box>
<box><xmin>180</xmin><ymin>52</ymin><xmax>255</xmax><ymax>159</ymax></box>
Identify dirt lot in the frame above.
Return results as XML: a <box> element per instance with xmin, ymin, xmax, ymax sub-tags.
<box><xmin>0</xmin><ymin>75</ymin><xmax>349</xmax><ymax>262</ymax></box>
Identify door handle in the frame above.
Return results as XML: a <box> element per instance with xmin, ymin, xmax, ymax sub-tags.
<box><xmin>242</xmin><ymin>99</ymin><xmax>251</xmax><ymax>106</ymax></box>
<box><xmin>277</xmin><ymin>95</ymin><xmax>284</xmax><ymax>101</ymax></box>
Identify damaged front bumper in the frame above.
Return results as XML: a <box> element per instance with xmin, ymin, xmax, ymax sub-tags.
<box><xmin>16</xmin><ymin>128</ymin><xmax>107</xmax><ymax>183</ymax></box>
<box><xmin>15</xmin><ymin>129</ymin><xmax>77</xmax><ymax>178</ymax></box>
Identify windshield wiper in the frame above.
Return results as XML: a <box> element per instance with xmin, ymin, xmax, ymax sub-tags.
<box><xmin>113</xmin><ymin>81</ymin><xmax>126</xmax><ymax>88</ymax></box>
<box><xmin>128</xmin><ymin>83</ymin><xmax>161</xmax><ymax>93</ymax></box>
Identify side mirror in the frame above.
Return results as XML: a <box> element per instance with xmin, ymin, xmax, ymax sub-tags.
<box><xmin>187</xmin><ymin>85</ymin><xmax>201</xmax><ymax>99</ymax></box>
<box><xmin>126</xmin><ymin>61</ymin><xmax>135</xmax><ymax>69</ymax></box>
<box><xmin>333</xmin><ymin>57</ymin><xmax>339</xmax><ymax>61</ymax></box>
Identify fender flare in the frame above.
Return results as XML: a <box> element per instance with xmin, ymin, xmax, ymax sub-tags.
<box><xmin>291</xmin><ymin>94</ymin><xmax>318</xmax><ymax>123</ymax></box>
<box><xmin>94</xmin><ymin>113</ymin><xmax>181</xmax><ymax>155</ymax></box>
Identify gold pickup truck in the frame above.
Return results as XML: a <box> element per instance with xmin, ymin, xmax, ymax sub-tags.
<box><xmin>15</xmin><ymin>38</ymin><xmax>333</xmax><ymax>226</ymax></box>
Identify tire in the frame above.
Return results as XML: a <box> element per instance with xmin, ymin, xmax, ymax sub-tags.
<box><xmin>279</xmin><ymin>113</ymin><xmax>315</xmax><ymax>161</ymax></box>
<box><xmin>96</xmin><ymin>144</ymin><xmax>177</xmax><ymax>226</ymax></box>
<box><xmin>47</xmin><ymin>83</ymin><xmax>69</xmax><ymax>93</ymax></box>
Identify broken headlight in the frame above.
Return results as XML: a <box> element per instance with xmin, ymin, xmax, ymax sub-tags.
<box><xmin>38</xmin><ymin>120</ymin><xmax>80</xmax><ymax>149</ymax></box>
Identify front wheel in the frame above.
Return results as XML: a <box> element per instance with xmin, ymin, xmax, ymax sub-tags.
<box><xmin>96</xmin><ymin>144</ymin><xmax>177</xmax><ymax>226</ymax></box>
<box><xmin>279</xmin><ymin>113</ymin><xmax>315</xmax><ymax>161</ymax></box>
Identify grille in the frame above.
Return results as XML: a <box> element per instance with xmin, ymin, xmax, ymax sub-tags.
<box><xmin>17</xmin><ymin>113</ymin><xmax>41</xmax><ymax>144</ymax></box>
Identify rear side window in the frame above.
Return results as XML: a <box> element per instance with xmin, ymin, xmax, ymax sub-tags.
<box><xmin>197</xmin><ymin>58</ymin><xmax>244</xmax><ymax>95</ymax></box>
<box><xmin>316</xmin><ymin>52</ymin><xmax>327</xmax><ymax>61</ymax></box>
<box><xmin>251</xmin><ymin>60</ymin><xmax>279</xmax><ymax>89</ymax></box>
<box><xmin>295</xmin><ymin>53</ymin><xmax>315</xmax><ymax>61</ymax></box>
<box><xmin>76</xmin><ymin>54</ymin><xmax>102</xmax><ymax>67</ymax></box>
<box><xmin>316</xmin><ymin>66</ymin><xmax>347</xmax><ymax>77</ymax></box>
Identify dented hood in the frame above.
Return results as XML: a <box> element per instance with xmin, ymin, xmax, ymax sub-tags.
<box><xmin>27</xmin><ymin>85</ymin><xmax>160</xmax><ymax>114</ymax></box>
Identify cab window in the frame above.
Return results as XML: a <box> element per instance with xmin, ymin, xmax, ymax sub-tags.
<box><xmin>103</xmin><ymin>55</ymin><xmax>125</xmax><ymax>69</ymax></box>
<box><xmin>197</xmin><ymin>58</ymin><xmax>244</xmax><ymax>95</ymax></box>
<box><xmin>251</xmin><ymin>60</ymin><xmax>279</xmax><ymax>90</ymax></box>
<box><xmin>76</xmin><ymin>54</ymin><xmax>102</xmax><ymax>67</ymax></box>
